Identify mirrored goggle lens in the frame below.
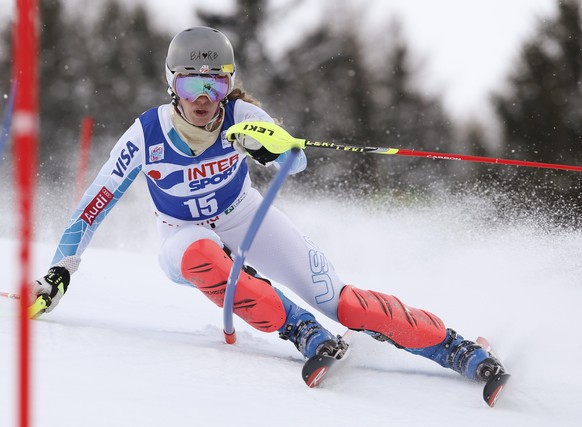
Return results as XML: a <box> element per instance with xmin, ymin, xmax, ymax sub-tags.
<box><xmin>174</xmin><ymin>74</ymin><xmax>230</xmax><ymax>102</ymax></box>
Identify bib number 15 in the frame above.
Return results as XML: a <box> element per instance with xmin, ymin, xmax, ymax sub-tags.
<box><xmin>184</xmin><ymin>193</ymin><xmax>218</xmax><ymax>218</ymax></box>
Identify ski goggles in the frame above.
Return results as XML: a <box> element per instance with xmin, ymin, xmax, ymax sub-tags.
<box><xmin>174</xmin><ymin>74</ymin><xmax>230</xmax><ymax>103</ymax></box>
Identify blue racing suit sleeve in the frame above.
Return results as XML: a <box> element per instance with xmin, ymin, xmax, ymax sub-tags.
<box><xmin>51</xmin><ymin>121</ymin><xmax>145</xmax><ymax>265</ymax></box>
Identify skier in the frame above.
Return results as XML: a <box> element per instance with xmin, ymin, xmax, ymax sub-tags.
<box><xmin>31</xmin><ymin>26</ymin><xmax>504</xmax><ymax>383</ymax></box>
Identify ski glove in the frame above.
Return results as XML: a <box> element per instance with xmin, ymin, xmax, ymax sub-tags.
<box><xmin>231</xmin><ymin>133</ymin><xmax>279</xmax><ymax>166</ymax></box>
<box><xmin>30</xmin><ymin>256</ymin><xmax>80</xmax><ymax>316</ymax></box>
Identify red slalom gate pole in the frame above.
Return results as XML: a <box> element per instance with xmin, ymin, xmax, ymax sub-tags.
<box><xmin>75</xmin><ymin>116</ymin><xmax>93</xmax><ymax>204</ymax></box>
<box><xmin>12</xmin><ymin>0</ymin><xmax>40</xmax><ymax>426</ymax></box>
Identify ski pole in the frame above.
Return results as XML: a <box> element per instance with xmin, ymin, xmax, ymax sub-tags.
<box><xmin>28</xmin><ymin>295</ymin><xmax>51</xmax><ymax>319</ymax></box>
<box><xmin>1</xmin><ymin>291</ymin><xmax>51</xmax><ymax>318</ymax></box>
<box><xmin>227</xmin><ymin>121</ymin><xmax>582</xmax><ymax>173</ymax></box>
<box><xmin>223</xmin><ymin>147</ymin><xmax>301</xmax><ymax>344</ymax></box>
<box><xmin>1</xmin><ymin>291</ymin><xmax>20</xmax><ymax>299</ymax></box>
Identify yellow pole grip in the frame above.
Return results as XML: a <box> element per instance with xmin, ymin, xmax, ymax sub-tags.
<box><xmin>28</xmin><ymin>294</ymin><xmax>51</xmax><ymax>319</ymax></box>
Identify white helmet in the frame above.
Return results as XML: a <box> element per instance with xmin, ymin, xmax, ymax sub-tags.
<box><xmin>165</xmin><ymin>26</ymin><xmax>236</xmax><ymax>99</ymax></box>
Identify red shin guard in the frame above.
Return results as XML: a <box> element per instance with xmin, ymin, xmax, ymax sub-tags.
<box><xmin>337</xmin><ymin>285</ymin><xmax>446</xmax><ymax>348</ymax></box>
<box><xmin>180</xmin><ymin>239</ymin><xmax>286</xmax><ymax>332</ymax></box>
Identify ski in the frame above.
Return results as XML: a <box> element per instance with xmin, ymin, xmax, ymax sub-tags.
<box><xmin>302</xmin><ymin>332</ymin><xmax>510</xmax><ymax>408</ymax></box>
<box><xmin>476</xmin><ymin>336</ymin><xmax>511</xmax><ymax>408</ymax></box>
<box><xmin>483</xmin><ymin>371</ymin><xmax>511</xmax><ymax>407</ymax></box>
<box><xmin>0</xmin><ymin>292</ymin><xmax>51</xmax><ymax>319</ymax></box>
<box><xmin>302</xmin><ymin>329</ymin><xmax>354</xmax><ymax>388</ymax></box>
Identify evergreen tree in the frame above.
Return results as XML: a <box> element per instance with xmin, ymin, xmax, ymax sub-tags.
<box><xmin>273</xmin><ymin>26</ymin><xmax>373</xmax><ymax>190</ymax></box>
<box><xmin>87</xmin><ymin>1</ymin><xmax>169</xmax><ymax>136</ymax></box>
<box><xmin>368</xmin><ymin>24</ymin><xmax>453</xmax><ymax>193</ymax></box>
<box><xmin>0</xmin><ymin>0</ymin><xmax>171</xmax><ymax>185</ymax></box>
<box><xmin>37</xmin><ymin>0</ymin><xmax>87</xmax><ymax>181</ymax></box>
<box><xmin>492</xmin><ymin>0</ymin><xmax>582</xmax><ymax>213</ymax></box>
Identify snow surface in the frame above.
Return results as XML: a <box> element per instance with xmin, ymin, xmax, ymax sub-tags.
<box><xmin>1</xmin><ymin>193</ymin><xmax>582</xmax><ymax>426</ymax></box>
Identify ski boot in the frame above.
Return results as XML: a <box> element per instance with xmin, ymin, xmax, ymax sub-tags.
<box><xmin>233</xmin><ymin>256</ymin><xmax>346</xmax><ymax>359</ymax></box>
<box><xmin>407</xmin><ymin>328</ymin><xmax>505</xmax><ymax>381</ymax></box>
<box><xmin>277</xmin><ymin>291</ymin><xmax>343</xmax><ymax>359</ymax></box>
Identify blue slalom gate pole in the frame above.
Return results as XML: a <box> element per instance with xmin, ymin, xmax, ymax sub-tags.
<box><xmin>0</xmin><ymin>81</ymin><xmax>17</xmax><ymax>160</ymax></box>
<box><xmin>223</xmin><ymin>148</ymin><xmax>301</xmax><ymax>343</ymax></box>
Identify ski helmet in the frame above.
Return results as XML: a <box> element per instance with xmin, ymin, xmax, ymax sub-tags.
<box><xmin>165</xmin><ymin>27</ymin><xmax>236</xmax><ymax>100</ymax></box>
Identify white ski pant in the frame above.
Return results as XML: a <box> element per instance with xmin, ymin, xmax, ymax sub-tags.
<box><xmin>157</xmin><ymin>187</ymin><xmax>345</xmax><ymax>321</ymax></box>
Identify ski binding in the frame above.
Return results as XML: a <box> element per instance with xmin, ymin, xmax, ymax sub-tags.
<box><xmin>302</xmin><ymin>330</ymin><xmax>353</xmax><ymax>387</ymax></box>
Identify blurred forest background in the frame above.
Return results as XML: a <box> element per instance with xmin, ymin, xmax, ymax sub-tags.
<box><xmin>2</xmin><ymin>0</ymin><xmax>582</xmax><ymax>226</ymax></box>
